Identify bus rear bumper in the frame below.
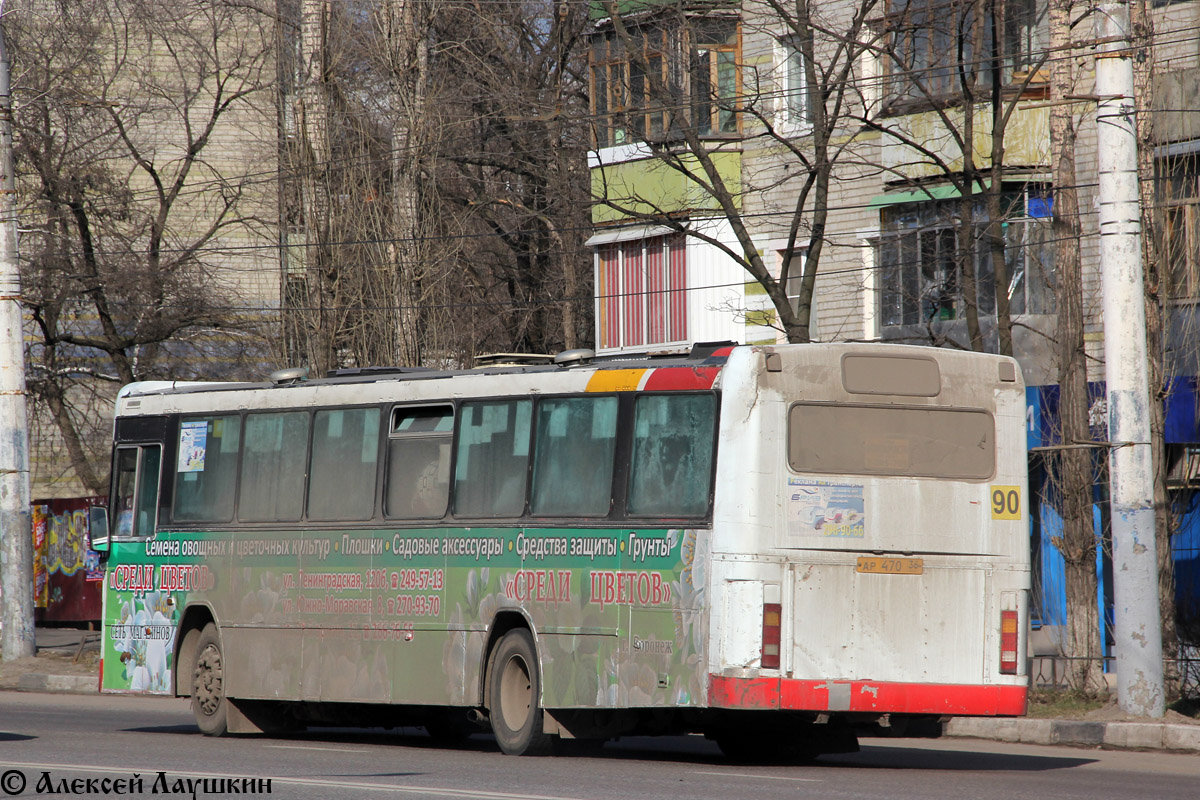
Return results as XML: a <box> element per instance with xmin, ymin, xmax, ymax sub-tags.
<box><xmin>708</xmin><ymin>675</ymin><xmax>1028</xmax><ymax>716</ymax></box>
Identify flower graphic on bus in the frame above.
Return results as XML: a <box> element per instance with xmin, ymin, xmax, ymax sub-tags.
<box><xmin>443</xmin><ymin>568</ymin><xmax>499</xmax><ymax>703</ymax></box>
<box><xmin>113</xmin><ymin>591</ymin><xmax>177</xmax><ymax>693</ymax></box>
<box><xmin>238</xmin><ymin>568</ymin><xmax>284</xmax><ymax>624</ymax></box>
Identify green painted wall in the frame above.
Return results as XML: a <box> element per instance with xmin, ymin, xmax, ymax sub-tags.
<box><xmin>591</xmin><ymin>151</ymin><xmax>742</xmax><ymax>224</ymax></box>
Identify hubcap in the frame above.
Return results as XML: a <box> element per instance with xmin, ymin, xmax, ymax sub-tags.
<box><xmin>193</xmin><ymin>643</ymin><xmax>223</xmax><ymax>716</ymax></box>
<box><xmin>498</xmin><ymin>654</ymin><xmax>531</xmax><ymax>731</ymax></box>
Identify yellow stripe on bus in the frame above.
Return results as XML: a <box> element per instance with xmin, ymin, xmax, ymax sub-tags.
<box><xmin>586</xmin><ymin>369</ymin><xmax>646</xmax><ymax>392</ymax></box>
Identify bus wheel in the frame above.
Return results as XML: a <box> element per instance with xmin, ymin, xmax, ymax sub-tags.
<box><xmin>487</xmin><ymin>629</ymin><xmax>552</xmax><ymax>756</ymax></box>
<box><xmin>191</xmin><ymin>623</ymin><xmax>228</xmax><ymax>736</ymax></box>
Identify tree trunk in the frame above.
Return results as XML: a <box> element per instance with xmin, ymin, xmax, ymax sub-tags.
<box><xmin>40</xmin><ymin>377</ymin><xmax>105</xmax><ymax>496</ymax></box>
<box><xmin>987</xmin><ymin>0</ymin><xmax>1013</xmax><ymax>357</ymax></box>
<box><xmin>1128</xmin><ymin>0</ymin><xmax>1177</xmax><ymax>694</ymax></box>
<box><xmin>1049</xmin><ymin>0</ymin><xmax>1103</xmax><ymax>692</ymax></box>
<box><xmin>384</xmin><ymin>0</ymin><xmax>426</xmax><ymax>367</ymax></box>
<box><xmin>300</xmin><ymin>0</ymin><xmax>336</xmax><ymax>377</ymax></box>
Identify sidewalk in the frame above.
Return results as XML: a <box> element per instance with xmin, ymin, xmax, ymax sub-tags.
<box><xmin>943</xmin><ymin>714</ymin><xmax>1200</xmax><ymax>753</ymax></box>
<box><xmin>0</xmin><ymin>625</ymin><xmax>99</xmax><ymax>694</ymax></box>
<box><xmin>2</xmin><ymin>627</ymin><xmax>1198</xmax><ymax>753</ymax></box>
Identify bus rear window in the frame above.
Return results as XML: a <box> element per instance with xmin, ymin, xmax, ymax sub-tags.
<box><xmin>173</xmin><ymin>415</ymin><xmax>241</xmax><ymax>522</ymax></box>
<box><xmin>627</xmin><ymin>394</ymin><xmax>716</xmax><ymax>518</ymax></box>
<box><xmin>788</xmin><ymin>404</ymin><xmax>994</xmax><ymax>479</ymax></box>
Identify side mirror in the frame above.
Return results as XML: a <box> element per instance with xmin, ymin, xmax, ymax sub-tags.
<box><xmin>89</xmin><ymin>506</ymin><xmax>110</xmax><ymax>552</ymax></box>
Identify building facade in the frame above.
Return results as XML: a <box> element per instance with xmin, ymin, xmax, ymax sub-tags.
<box><xmin>585</xmin><ymin>0</ymin><xmax>1200</xmax><ymax>677</ymax></box>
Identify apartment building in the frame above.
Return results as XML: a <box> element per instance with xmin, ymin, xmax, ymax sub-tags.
<box><xmin>14</xmin><ymin>1</ymin><xmax>282</xmax><ymax>498</ymax></box>
<box><xmin>585</xmin><ymin>0</ymin><xmax>1200</xmax><ymax>671</ymax></box>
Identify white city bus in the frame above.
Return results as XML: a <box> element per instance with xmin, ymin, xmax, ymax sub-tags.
<box><xmin>93</xmin><ymin>342</ymin><xmax>1029</xmax><ymax>758</ymax></box>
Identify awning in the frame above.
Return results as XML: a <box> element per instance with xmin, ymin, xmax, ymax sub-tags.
<box><xmin>585</xmin><ymin>224</ymin><xmax>676</xmax><ymax>247</ymax></box>
<box><xmin>868</xmin><ymin>180</ymin><xmax>991</xmax><ymax>209</ymax></box>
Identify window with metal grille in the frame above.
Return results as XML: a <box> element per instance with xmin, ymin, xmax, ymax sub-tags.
<box><xmin>596</xmin><ymin>234</ymin><xmax>688</xmax><ymax>350</ymax></box>
<box><xmin>875</xmin><ymin>190</ymin><xmax>1055</xmax><ymax>328</ymax></box>
<box><xmin>589</xmin><ymin>16</ymin><xmax>740</xmax><ymax>149</ymax></box>
<box><xmin>881</xmin><ymin>0</ymin><xmax>1041</xmax><ymax>113</ymax></box>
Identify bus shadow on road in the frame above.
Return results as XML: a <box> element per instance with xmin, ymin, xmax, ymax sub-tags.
<box><xmin>592</xmin><ymin>737</ymin><xmax>1098</xmax><ymax>772</ymax></box>
<box><xmin>812</xmin><ymin>744</ymin><xmax>1098</xmax><ymax>772</ymax></box>
<box><xmin>116</xmin><ymin>727</ymin><xmax>1099</xmax><ymax>773</ymax></box>
<box><xmin>120</xmin><ymin>724</ymin><xmax>499</xmax><ymax>753</ymax></box>
<box><xmin>121</xmin><ymin>725</ymin><xmax>206</xmax><ymax>736</ymax></box>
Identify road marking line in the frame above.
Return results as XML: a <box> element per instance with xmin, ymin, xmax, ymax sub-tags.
<box><xmin>0</xmin><ymin>761</ymin><xmax>585</xmax><ymax>800</ymax></box>
<box><xmin>693</xmin><ymin>770</ymin><xmax>822</xmax><ymax>783</ymax></box>
<box><xmin>265</xmin><ymin>744</ymin><xmax>368</xmax><ymax>753</ymax></box>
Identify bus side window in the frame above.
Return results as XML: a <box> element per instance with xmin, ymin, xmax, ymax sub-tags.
<box><xmin>113</xmin><ymin>445</ymin><xmax>162</xmax><ymax>538</ymax></box>
<box><xmin>453</xmin><ymin>400</ymin><xmax>531</xmax><ymax>518</ymax></box>
<box><xmin>308</xmin><ymin>407</ymin><xmax>380</xmax><ymax>521</ymax></box>
<box><xmin>114</xmin><ymin>448</ymin><xmax>138</xmax><ymax>537</ymax></box>
<box><xmin>173</xmin><ymin>415</ymin><xmax>241</xmax><ymax>523</ymax></box>
<box><xmin>627</xmin><ymin>394</ymin><xmax>717</xmax><ymax>518</ymax></box>
<box><xmin>239</xmin><ymin>411</ymin><xmax>309</xmax><ymax>522</ymax></box>
<box><xmin>530</xmin><ymin>396</ymin><xmax>618</xmax><ymax>517</ymax></box>
<box><xmin>385</xmin><ymin>405</ymin><xmax>453</xmax><ymax>519</ymax></box>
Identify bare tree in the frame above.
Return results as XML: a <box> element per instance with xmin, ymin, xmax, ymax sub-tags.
<box><xmin>1040</xmin><ymin>0</ymin><xmax>1103</xmax><ymax>693</ymax></box>
<box><xmin>1129</xmin><ymin>0</ymin><xmax>1178</xmax><ymax>694</ymax></box>
<box><xmin>423</xmin><ymin>0</ymin><xmax>594</xmax><ymax>358</ymax></box>
<box><xmin>590</xmin><ymin>0</ymin><xmax>1054</xmax><ymax>351</ymax></box>
<box><xmin>861</xmin><ymin>0</ymin><xmax>1053</xmax><ymax>356</ymax></box>
<box><xmin>278</xmin><ymin>0</ymin><xmax>592</xmax><ymax>370</ymax></box>
<box><xmin>12</xmin><ymin>0</ymin><xmax>277</xmax><ymax>494</ymax></box>
<box><xmin>279</xmin><ymin>0</ymin><xmax>407</xmax><ymax>376</ymax></box>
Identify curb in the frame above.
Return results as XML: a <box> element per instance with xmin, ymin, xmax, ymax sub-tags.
<box><xmin>944</xmin><ymin>716</ymin><xmax>1200</xmax><ymax>752</ymax></box>
<box><xmin>14</xmin><ymin>673</ymin><xmax>98</xmax><ymax>694</ymax></box>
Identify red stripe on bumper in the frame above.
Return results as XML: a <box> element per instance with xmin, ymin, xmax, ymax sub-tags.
<box><xmin>708</xmin><ymin>675</ymin><xmax>1027</xmax><ymax>716</ymax></box>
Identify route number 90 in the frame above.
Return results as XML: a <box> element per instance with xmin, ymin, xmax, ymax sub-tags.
<box><xmin>991</xmin><ymin>486</ymin><xmax>1021</xmax><ymax>520</ymax></box>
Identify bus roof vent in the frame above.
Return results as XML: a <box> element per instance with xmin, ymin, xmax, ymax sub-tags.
<box><xmin>325</xmin><ymin>366</ymin><xmax>432</xmax><ymax>378</ymax></box>
<box><xmin>689</xmin><ymin>341</ymin><xmax>737</xmax><ymax>360</ymax></box>
<box><xmin>554</xmin><ymin>348</ymin><xmax>595</xmax><ymax>367</ymax></box>
<box><xmin>474</xmin><ymin>353</ymin><xmax>554</xmax><ymax>368</ymax></box>
<box><xmin>269</xmin><ymin>367</ymin><xmax>309</xmax><ymax>386</ymax></box>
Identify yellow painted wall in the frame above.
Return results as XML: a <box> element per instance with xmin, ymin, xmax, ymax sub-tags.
<box><xmin>880</xmin><ymin>104</ymin><xmax>1050</xmax><ymax>180</ymax></box>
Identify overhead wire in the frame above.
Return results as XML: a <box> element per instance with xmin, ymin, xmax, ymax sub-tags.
<box><xmin>11</xmin><ymin>1</ymin><xmax>1200</xmax><ymax>318</ymax></box>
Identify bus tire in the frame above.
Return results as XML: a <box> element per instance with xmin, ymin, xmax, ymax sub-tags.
<box><xmin>190</xmin><ymin>623</ymin><xmax>228</xmax><ymax>736</ymax></box>
<box><xmin>487</xmin><ymin>629</ymin><xmax>552</xmax><ymax>756</ymax></box>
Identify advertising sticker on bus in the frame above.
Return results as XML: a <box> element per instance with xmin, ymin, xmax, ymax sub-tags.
<box><xmin>178</xmin><ymin>420</ymin><xmax>207</xmax><ymax>472</ymax></box>
<box><xmin>787</xmin><ymin>478</ymin><xmax>865</xmax><ymax>538</ymax></box>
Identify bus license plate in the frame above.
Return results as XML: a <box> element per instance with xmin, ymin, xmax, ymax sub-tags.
<box><xmin>856</xmin><ymin>557</ymin><xmax>924</xmax><ymax>575</ymax></box>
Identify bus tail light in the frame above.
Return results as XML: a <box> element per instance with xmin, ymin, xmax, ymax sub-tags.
<box><xmin>1000</xmin><ymin>609</ymin><xmax>1019</xmax><ymax>674</ymax></box>
<box><xmin>762</xmin><ymin>602</ymin><xmax>782</xmax><ymax>670</ymax></box>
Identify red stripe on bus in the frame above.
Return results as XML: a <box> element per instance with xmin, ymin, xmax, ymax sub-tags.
<box><xmin>642</xmin><ymin>366</ymin><xmax>720</xmax><ymax>391</ymax></box>
<box><xmin>708</xmin><ymin>676</ymin><xmax>1027</xmax><ymax>716</ymax></box>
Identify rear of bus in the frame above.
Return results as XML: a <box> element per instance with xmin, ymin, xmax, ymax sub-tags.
<box><xmin>706</xmin><ymin>344</ymin><xmax>1029</xmax><ymax>744</ymax></box>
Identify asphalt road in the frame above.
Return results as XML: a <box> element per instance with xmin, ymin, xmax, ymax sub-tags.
<box><xmin>0</xmin><ymin>691</ymin><xmax>1196</xmax><ymax>800</ymax></box>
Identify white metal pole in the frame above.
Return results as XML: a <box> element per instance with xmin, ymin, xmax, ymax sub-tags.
<box><xmin>1094</xmin><ymin>1</ymin><xmax>1164</xmax><ymax>717</ymax></box>
<box><xmin>0</xmin><ymin>14</ymin><xmax>34</xmax><ymax>661</ymax></box>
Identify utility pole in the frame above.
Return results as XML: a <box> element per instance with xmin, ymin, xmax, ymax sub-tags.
<box><xmin>0</xmin><ymin>12</ymin><xmax>35</xmax><ymax>661</ymax></box>
<box><xmin>1095</xmin><ymin>0</ymin><xmax>1165</xmax><ymax>716</ymax></box>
